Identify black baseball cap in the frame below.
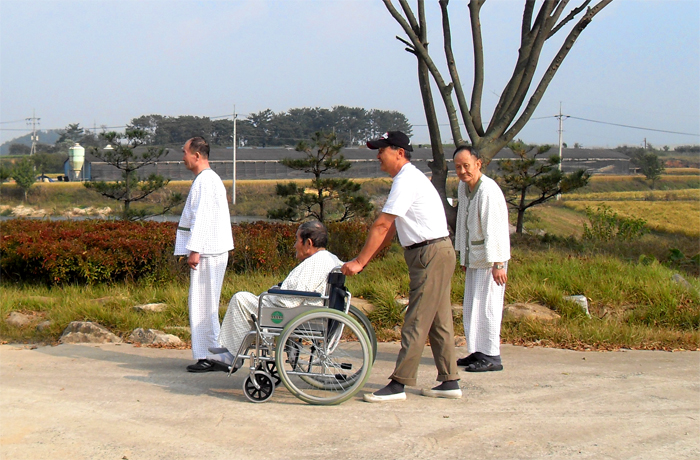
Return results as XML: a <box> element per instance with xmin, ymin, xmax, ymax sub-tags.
<box><xmin>366</xmin><ymin>131</ymin><xmax>413</xmax><ymax>152</ymax></box>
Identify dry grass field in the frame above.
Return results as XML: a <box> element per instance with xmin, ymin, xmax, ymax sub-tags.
<box><xmin>562</xmin><ymin>200</ymin><xmax>700</xmax><ymax>239</ymax></box>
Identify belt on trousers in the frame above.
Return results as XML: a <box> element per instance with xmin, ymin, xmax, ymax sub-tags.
<box><xmin>404</xmin><ymin>236</ymin><xmax>449</xmax><ymax>250</ymax></box>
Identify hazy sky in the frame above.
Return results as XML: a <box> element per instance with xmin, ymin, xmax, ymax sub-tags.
<box><xmin>1</xmin><ymin>0</ymin><xmax>699</xmax><ymax>149</ymax></box>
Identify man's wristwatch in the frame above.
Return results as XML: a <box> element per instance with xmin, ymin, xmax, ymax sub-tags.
<box><xmin>493</xmin><ymin>263</ymin><xmax>505</xmax><ymax>270</ymax></box>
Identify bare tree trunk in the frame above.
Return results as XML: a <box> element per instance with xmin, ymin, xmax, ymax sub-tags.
<box><xmin>416</xmin><ymin>1</ymin><xmax>458</xmax><ymax>230</ymax></box>
<box><xmin>318</xmin><ymin>188</ymin><xmax>325</xmax><ymax>222</ymax></box>
<box><xmin>516</xmin><ymin>188</ymin><xmax>527</xmax><ymax>234</ymax></box>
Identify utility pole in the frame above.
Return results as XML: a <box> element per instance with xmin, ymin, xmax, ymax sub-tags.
<box><xmin>232</xmin><ymin>105</ymin><xmax>237</xmax><ymax>205</ymax></box>
<box><xmin>555</xmin><ymin>102</ymin><xmax>569</xmax><ymax>200</ymax></box>
<box><xmin>25</xmin><ymin>109</ymin><xmax>40</xmax><ymax>155</ymax></box>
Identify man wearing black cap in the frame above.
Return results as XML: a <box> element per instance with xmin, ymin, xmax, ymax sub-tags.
<box><xmin>342</xmin><ymin>131</ymin><xmax>461</xmax><ymax>402</ymax></box>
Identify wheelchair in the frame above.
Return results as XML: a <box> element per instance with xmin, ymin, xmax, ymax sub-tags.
<box><xmin>223</xmin><ymin>268</ymin><xmax>377</xmax><ymax>405</ymax></box>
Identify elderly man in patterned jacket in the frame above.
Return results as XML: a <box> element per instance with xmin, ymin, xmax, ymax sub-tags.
<box><xmin>206</xmin><ymin>221</ymin><xmax>342</xmax><ymax>371</ymax></box>
<box><xmin>453</xmin><ymin>146</ymin><xmax>511</xmax><ymax>372</ymax></box>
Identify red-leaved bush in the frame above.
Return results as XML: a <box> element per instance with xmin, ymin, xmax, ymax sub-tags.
<box><xmin>0</xmin><ymin>219</ymin><xmax>178</xmax><ymax>284</ymax></box>
<box><xmin>0</xmin><ymin>219</ymin><xmax>380</xmax><ymax>285</ymax></box>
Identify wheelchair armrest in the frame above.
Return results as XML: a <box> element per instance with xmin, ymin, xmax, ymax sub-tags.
<box><xmin>266</xmin><ymin>288</ymin><xmax>322</xmax><ymax>298</ymax></box>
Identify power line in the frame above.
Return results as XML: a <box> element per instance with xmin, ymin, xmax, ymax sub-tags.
<box><xmin>567</xmin><ymin>116</ymin><xmax>699</xmax><ymax>137</ymax></box>
<box><xmin>414</xmin><ymin>115</ymin><xmax>700</xmax><ymax>137</ymax></box>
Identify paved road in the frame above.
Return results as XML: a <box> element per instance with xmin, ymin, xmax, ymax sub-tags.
<box><xmin>1</xmin><ymin>343</ymin><xmax>698</xmax><ymax>460</ymax></box>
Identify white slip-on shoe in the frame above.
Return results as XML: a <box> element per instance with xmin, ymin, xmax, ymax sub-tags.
<box><xmin>420</xmin><ymin>387</ymin><xmax>462</xmax><ymax>399</ymax></box>
<box><xmin>363</xmin><ymin>391</ymin><xmax>407</xmax><ymax>402</ymax></box>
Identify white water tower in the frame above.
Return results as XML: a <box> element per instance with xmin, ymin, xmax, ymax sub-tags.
<box><xmin>68</xmin><ymin>143</ymin><xmax>85</xmax><ymax>181</ymax></box>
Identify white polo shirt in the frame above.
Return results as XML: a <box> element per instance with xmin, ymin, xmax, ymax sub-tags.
<box><xmin>382</xmin><ymin>162</ymin><xmax>449</xmax><ymax>247</ymax></box>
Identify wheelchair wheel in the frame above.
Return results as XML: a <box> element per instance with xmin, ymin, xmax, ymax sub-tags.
<box><xmin>348</xmin><ymin>305</ymin><xmax>377</xmax><ymax>364</ymax></box>
<box><xmin>275</xmin><ymin>309</ymin><xmax>372</xmax><ymax>405</ymax></box>
<box><xmin>243</xmin><ymin>370</ymin><xmax>275</xmax><ymax>403</ymax></box>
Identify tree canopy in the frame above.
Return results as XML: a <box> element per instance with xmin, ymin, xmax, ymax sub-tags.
<box><xmin>127</xmin><ymin>106</ymin><xmax>412</xmax><ymax>148</ymax></box>
<box><xmin>11</xmin><ymin>157</ymin><xmax>36</xmax><ymax>202</ymax></box>
<box><xmin>383</xmin><ymin>0</ymin><xmax>614</xmax><ymax>229</ymax></box>
<box><xmin>268</xmin><ymin>131</ymin><xmax>373</xmax><ymax>223</ymax></box>
<box><xmin>84</xmin><ymin>131</ymin><xmax>183</xmax><ymax>220</ymax></box>
<box><xmin>497</xmin><ymin>140</ymin><xmax>590</xmax><ymax>234</ymax></box>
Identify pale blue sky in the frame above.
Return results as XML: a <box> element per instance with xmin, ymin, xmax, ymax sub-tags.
<box><xmin>1</xmin><ymin>0</ymin><xmax>698</xmax><ymax>148</ymax></box>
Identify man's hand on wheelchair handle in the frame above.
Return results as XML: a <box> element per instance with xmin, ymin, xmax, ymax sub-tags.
<box><xmin>341</xmin><ymin>259</ymin><xmax>364</xmax><ymax>276</ymax></box>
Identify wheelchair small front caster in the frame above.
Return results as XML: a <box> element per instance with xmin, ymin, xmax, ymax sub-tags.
<box><xmin>264</xmin><ymin>360</ymin><xmax>281</xmax><ymax>386</ymax></box>
<box><xmin>243</xmin><ymin>370</ymin><xmax>275</xmax><ymax>403</ymax></box>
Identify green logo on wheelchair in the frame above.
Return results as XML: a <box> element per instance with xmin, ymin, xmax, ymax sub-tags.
<box><xmin>270</xmin><ymin>311</ymin><xmax>284</xmax><ymax>324</ymax></box>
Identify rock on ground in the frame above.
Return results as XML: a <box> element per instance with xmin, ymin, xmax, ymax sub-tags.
<box><xmin>59</xmin><ymin>321</ymin><xmax>123</xmax><ymax>344</ymax></box>
<box><xmin>503</xmin><ymin>302</ymin><xmax>561</xmax><ymax>322</ymax></box>
<box><xmin>129</xmin><ymin>328</ymin><xmax>183</xmax><ymax>346</ymax></box>
<box><xmin>6</xmin><ymin>311</ymin><xmax>32</xmax><ymax>328</ymax></box>
<box><xmin>133</xmin><ymin>303</ymin><xmax>168</xmax><ymax>313</ymax></box>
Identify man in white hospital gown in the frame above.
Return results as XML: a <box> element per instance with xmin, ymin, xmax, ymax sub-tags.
<box><xmin>175</xmin><ymin>137</ymin><xmax>234</xmax><ymax>373</ymax></box>
<box><xmin>207</xmin><ymin>221</ymin><xmax>341</xmax><ymax>370</ymax></box>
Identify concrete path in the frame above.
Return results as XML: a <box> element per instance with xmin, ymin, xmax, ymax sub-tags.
<box><xmin>1</xmin><ymin>343</ymin><xmax>698</xmax><ymax>460</ymax></box>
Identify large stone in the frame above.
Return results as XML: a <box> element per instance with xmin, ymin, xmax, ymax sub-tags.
<box><xmin>60</xmin><ymin>321</ymin><xmax>122</xmax><ymax>344</ymax></box>
<box><xmin>36</xmin><ymin>320</ymin><xmax>52</xmax><ymax>332</ymax></box>
<box><xmin>129</xmin><ymin>328</ymin><xmax>183</xmax><ymax>346</ymax></box>
<box><xmin>6</xmin><ymin>311</ymin><xmax>32</xmax><ymax>328</ymax></box>
<box><xmin>672</xmin><ymin>274</ymin><xmax>698</xmax><ymax>293</ymax></box>
<box><xmin>133</xmin><ymin>303</ymin><xmax>168</xmax><ymax>313</ymax></box>
<box><xmin>563</xmin><ymin>295</ymin><xmax>591</xmax><ymax>318</ymax></box>
<box><xmin>503</xmin><ymin>303</ymin><xmax>561</xmax><ymax>322</ymax></box>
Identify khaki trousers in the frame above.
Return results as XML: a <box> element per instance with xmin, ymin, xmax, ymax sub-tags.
<box><xmin>390</xmin><ymin>239</ymin><xmax>459</xmax><ymax>386</ymax></box>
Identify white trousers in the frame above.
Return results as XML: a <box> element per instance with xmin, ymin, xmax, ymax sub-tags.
<box><xmin>218</xmin><ymin>292</ymin><xmax>259</xmax><ymax>357</ymax></box>
<box><xmin>463</xmin><ymin>265</ymin><xmax>506</xmax><ymax>357</ymax></box>
<box><xmin>189</xmin><ymin>252</ymin><xmax>228</xmax><ymax>359</ymax></box>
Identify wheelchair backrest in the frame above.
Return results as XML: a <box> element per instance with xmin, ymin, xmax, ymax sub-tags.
<box><xmin>326</xmin><ymin>270</ymin><xmax>348</xmax><ymax>313</ymax></box>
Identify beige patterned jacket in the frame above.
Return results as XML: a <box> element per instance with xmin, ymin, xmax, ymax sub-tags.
<box><xmin>455</xmin><ymin>175</ymin><xmax>511</xmax><ymax>269</ymax></box>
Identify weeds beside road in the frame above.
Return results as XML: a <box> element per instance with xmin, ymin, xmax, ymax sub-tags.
<box><xmin>1</xmin><ymin>173</ymin><xmax>698</xmax><ymax>351</ymax></box>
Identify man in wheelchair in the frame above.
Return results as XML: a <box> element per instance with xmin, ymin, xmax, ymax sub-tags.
<box><xmin>206</xmin><ymin>221</ymin><xmax>342</xmax><ymax>371</ymax></box>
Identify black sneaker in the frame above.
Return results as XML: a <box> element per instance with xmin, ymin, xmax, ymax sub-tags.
<box><xmin>464</xmin><ymin>358</ymin><xmax>503</xmax><ymax>372</ymax></box>
<box><xmin>186</xmin><ymin>359</ymin><xmax>216</xmax><ymax>373</ymax></box>
<box><xmin>456</xmin><ymin>354</ymin><xmax>478</xmax><ymax>366</ymax></box>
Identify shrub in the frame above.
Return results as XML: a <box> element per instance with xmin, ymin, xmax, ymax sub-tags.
<box><xmin>0</xmin><ymin>219</ymin><xmax>381</xmax><ymax>285</ymax></box>
<box><xmin>327</xmin><ymin>219</ymin><xmax>386</xmax><ymax>262</ymax></box>
<box><xmin>230</xmin><ymin>222</ymin><xmax>298</xmax><ymax>273</ymax></box>
<box><xmin>582</xmin><ymin>204</ymin><xmax>648</xmax><ymax>242</ymax></box>
<box><xmin>0</xmin><ymin>219</ymin><xmax>178</xmax><ymax>285</ymax></box>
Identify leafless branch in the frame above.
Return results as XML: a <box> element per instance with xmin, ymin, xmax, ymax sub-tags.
<box><xmin>549</xmin><ymin>0</ymin><xmax>591</xmax><ymax>38</ymax></box>
<box><xmin>504</xmin><ymin>0</ymin><xmax>614</xmax><ymax>141</ymax></box>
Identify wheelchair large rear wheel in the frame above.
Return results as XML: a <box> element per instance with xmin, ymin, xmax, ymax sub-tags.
<box><xmin>275</xmin><ymin>309</ymin><xmax>372</xmax><ymax>405</ymax></box>
<box><xmin>348</xmin><ymin>305</ymin><xmax>377</xmax><ymax>364</ymax></box>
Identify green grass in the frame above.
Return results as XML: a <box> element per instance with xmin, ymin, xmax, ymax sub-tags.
<box><xmin>3</xmin><ymin>237</ymin><xmax>698</xmax><ymax>350</ymax></box>
<box><xmin>2</xmin><ymin>170</ymin><xmax>699</xmax><ymax>351</ymax></box>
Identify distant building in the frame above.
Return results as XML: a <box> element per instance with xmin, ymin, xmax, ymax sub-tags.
<box><xmin>83</xmin><ymin>146</ymin><xmax>631</xmax><ymax>181</ymax></box>
<box><xmin>485</xmin><ymin>147</ymin><xmax>631</xmax><ymax>176</ymax></box>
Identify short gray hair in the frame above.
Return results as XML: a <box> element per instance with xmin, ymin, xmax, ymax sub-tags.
<box><xmin>298</xmin><ymin>221</ymin><xmax>328</xmax><ymax>248</ymax></box>
<box><xmin>453</xmin><ymin>145</ymin><xmax>481</xmax><ymax>160</ymax></box>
